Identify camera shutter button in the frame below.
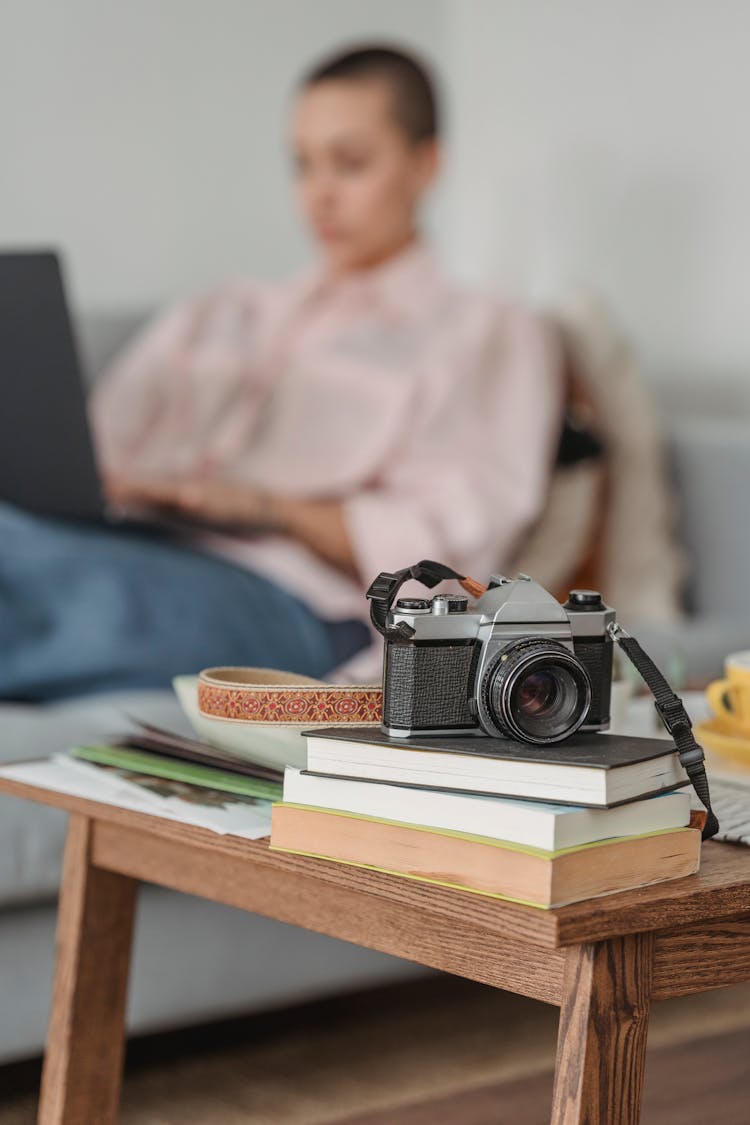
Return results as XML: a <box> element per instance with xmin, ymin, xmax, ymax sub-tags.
<box><xmin>431</xmin><ymin>594</ymin><xmax>469</xmax><ymax>615</ymax></box>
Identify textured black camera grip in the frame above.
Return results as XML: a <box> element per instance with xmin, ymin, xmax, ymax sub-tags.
<box><xmin>383</xmin><ymin>642</ymin><xmax>477</xmax><ymax>730</ymax></box>
<box><xmin>573</xmin><ymin>638</ymin><xmax>613</xmax><ymax>724</ymax></box>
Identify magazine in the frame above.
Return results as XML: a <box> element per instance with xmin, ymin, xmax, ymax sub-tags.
<box><xmin>0</xmin><ymin>755</ymin><xmax>273</xmax><ymax>839</ymax></box>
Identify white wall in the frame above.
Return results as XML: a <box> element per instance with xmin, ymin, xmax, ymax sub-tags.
<box><xmin>441</xmin><ymin>0</ymin><xmax>750</xmax><ymax>380</ymax></box>
<box><xmin>0</xmin><ymin>0</ymin><xmax>445</xmax><ymax>309</ymax></box>
<box><xmin>1</xmin><ymin>1</ymin><xmax>749</xmax><ymax>383</ymax></box>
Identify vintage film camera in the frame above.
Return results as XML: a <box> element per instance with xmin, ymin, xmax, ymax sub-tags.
<box><xmin>367</xmin><ymin>561</ymin><xmax>615</xmax><ymax>745</ymax></box>
<box><xmin>366</xmin><ymin>559</ymin><xmax>719</xmax><ymax>837</ymax></box>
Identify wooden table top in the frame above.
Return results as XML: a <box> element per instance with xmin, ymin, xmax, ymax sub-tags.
<box><xmin>3</xmin><ymin>773</ymin><xmax>750</xmax><ymax>950</ymax></box>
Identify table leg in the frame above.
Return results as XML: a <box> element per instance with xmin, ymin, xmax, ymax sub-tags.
<box><xmin>38</xmin><ymin>814</ymin><xmax>138</xmax><ymax>1125</ymax></box>
<box><xmin>550</xmin><ymin>932</ymin><xmax>654</xmax><ymax>1125</ymax></box>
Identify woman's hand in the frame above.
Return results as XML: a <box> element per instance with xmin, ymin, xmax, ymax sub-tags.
<box><xmin>104</xmin><ymin>473</ymin><xmax>274</xmax><ymax>529</ymax></box>
<box><xmin>104</xmin><ymin>473</ymin><xmax>359</xmax><ymax>576</ymax></box>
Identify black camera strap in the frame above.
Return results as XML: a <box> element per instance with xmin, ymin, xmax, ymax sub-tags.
<box><xmin>609</xmin><ymin>624</ymin><xmax>719</xmax><ymax>839</ymax></box>
<box><xmin>366</xmin><ymin>560</ymin><xmax>469</xmax><ymax>639</ymax></box>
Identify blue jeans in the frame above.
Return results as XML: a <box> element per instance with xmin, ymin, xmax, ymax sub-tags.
<box><xmin>0</xmin><ymin>503</ymin><xmax>370</xmax><ymax>702</ymax></box>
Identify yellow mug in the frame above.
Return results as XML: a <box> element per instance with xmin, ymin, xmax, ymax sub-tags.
<box><xmin>707</xmin><ymin>652</ymin><xmax>750</xmax><ymax>736</ymax></box>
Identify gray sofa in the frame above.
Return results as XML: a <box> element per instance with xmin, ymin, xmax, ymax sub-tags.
<box><xmin>0</xmin><ymin>312</ymin><xmax>748</xmax><ymax>1064</ymax></box>
<box><xmin>636</xmin><ymin>414</ymin><xmax>750</xmax><ymax>678</ymax></box>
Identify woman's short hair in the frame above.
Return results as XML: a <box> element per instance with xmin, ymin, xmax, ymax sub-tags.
<box><xmin>302</xmin><ymin>44</ymin><xmax>439</xmax><ymax>144</ymax></box>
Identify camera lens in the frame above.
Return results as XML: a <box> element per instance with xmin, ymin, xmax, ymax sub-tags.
<box><xmin>516</xmin><ymin>670</ymin><xmax>560</xmax><ymax>717</ymax></box>
<box><xmin>482</xmin><ymin>640</ymin><xmax>591</xmax><ymax>744</ymax></box>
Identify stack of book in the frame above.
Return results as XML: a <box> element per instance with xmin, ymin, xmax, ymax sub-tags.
<box><xmin>270</xmin><ymin>727</ymin><xmax>702</xmax><ymax>909</ymax></box>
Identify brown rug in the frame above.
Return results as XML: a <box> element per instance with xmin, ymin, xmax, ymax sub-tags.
<box><xmin>3</xmin><ymin>975</ymin><xmax>750</xmax><ymax>1123</ymax></box>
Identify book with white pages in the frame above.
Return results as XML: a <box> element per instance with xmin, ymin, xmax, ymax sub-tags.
<box><xmin>283</xmin><ymin>767</ymin><xmax>692</xmax><ymax>851</ymax></box>
<box><xmin>303</xmin><ymin>727</ymin><xmax>689</xmax><ymax>808</ymax></box>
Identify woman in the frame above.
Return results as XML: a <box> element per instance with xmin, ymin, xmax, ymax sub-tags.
<box><xmin>1</xmin><ymin>45</ymin><xmax>562</xmax><ymax>700</ymax></box>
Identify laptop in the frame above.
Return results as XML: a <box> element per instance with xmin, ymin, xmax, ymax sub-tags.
<box><xmin>0</xmin><ymin>250</ymin><xmax>235</xmax><ymax>534</ymax></box>
<box><xmin>1</xmin><ymin>250</ymin><xmax>600</xmax><ymax>528</ymax></box>
<box><xmin>0</xmin><ymin>250</ymin><xmax>119</xmax><ymax>522</ymax></box>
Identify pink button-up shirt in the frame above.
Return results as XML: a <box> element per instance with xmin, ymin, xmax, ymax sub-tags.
<box><xmin>92</xmin><ymin>243</ymin><xmax>563</xmax><ymax>679</ymax></box>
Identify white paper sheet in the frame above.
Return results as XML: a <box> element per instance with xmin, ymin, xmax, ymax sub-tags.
<box><xmin>0</xmin><ymin>756</ymin><xmax>273</xmax><ymax>839</ymax></box>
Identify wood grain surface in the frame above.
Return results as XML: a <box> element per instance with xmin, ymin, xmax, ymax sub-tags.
<box><xmin>92</xmin><ymin>819</ymin><xmax>567</xmax><ymax>1004</ymax></box>
<box><xmin>3</xmin><ymin>776</ymin><xmax>750</xmax><ymax>950</ymax></box>
<box><xmin>5</xmin><ymin>773</ymin><xmax>750</xmax><ymax>1125</ymax></box>
<box><xmin>651</xmin><ymin>914</ymin><xmax>750</xmax><ymax>998</ymax></box>
<box><xmin>37</xmin><ymin>815</ymin><xmax>137</xmax><ymax>1125</ymax></box>
<box><xmin>550</xmin><ymin>934</ymin><xmax>654</xmax><ymax>1125</ymax></box>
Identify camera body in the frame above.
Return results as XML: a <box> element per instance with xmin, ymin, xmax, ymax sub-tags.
<box><xmin>379</xmin><ymin>574</ymin><xmax>615</xmax><ymax>745</ymax></box>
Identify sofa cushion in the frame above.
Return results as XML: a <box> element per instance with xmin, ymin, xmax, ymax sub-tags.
<box><xmin>0</xmin><ymin>689</ymin><xmax>187</xmax><ymax>907</ymax></box>
<box><xmin>668</xmin><ymin>418</ymin><xmax>750</xmax><ymax>618</ymax></box>
<box><xmin>625</xmin><ymin>616</ymin><xmax>750</xmax><ymax>688</ymax></box>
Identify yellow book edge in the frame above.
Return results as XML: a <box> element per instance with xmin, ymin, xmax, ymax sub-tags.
<box><xmin>268</xmin><ymin>841</ymin><xmax>698</xmax><ymax>911</ymax></box>
<box><xmin>269</xmin><ymin>841</ymin><xmax>550</xmax><ymax>909</ymax></box>
<box><xmin>271</xmin><ymin>801</ymin><xmax>696</xmax><ymax>860</ymax></box>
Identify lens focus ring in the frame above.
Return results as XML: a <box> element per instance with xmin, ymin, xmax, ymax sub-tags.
<box><xmin>480</xmin><ymin>638</ymin><xmax>592</xmax><ymax>745</ymax></box>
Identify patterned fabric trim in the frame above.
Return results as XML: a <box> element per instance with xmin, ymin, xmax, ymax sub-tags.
<box><xmin>198</xmin><ymin>682</ymin><xmax>383</xmax><ymax>724</ymax></box>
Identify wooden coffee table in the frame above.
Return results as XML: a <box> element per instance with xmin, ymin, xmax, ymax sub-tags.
<box><xmin>2</xmin><ymin>777</ymin><xmax>750</xmax><ymax>1125</ymax></box>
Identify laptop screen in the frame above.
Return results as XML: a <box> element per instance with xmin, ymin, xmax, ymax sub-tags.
<box><xmin>0</xmin><ymin>251</ymin><xmax>105</xmax><ymax>521</ymax></box>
